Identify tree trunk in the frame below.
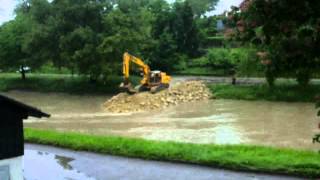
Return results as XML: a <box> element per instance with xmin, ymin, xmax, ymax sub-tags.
<box><xmin>89</xmin><ymin>75</ymin><xmax>97</xmax><ymax>84</ymax></box>
<box><xmin>232</xmin><ymin>76</ymin><xmax>237</xmax><ymax>85</ymax></box>
<box><xmin>20</xmin><ymin>65</ymin><xmax>26</xmax><ymax>80</ymax></box>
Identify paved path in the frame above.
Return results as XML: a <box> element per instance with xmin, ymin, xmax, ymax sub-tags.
<box><xmin>172</xmin><ymin>75</ymin><xmax>320</xmax><ymax>85</ymax></box>
<box><xmin>24</xmin><ymin>144</ymin><xmax>304</xmax><ymax>180</ymax></box>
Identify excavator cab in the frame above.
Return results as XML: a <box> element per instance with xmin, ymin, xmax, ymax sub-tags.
<box><xmin>149</xmin><ymin>71</ymin><xmax>162</xmax><ymax>84</ymax></box>
<box><xmin>147</xmin><ymin>71</ymin><xmax>170</xmax><ymax>93</ymax></box>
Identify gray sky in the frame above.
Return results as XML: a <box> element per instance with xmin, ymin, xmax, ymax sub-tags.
<box><xmin>0</xmin><ymin>0</ymin><xmax>242</xmax><ymax>25</ymax></box>
<box><xmin>0</xmin><ymin>0</ymin><xmax>19</xmax><ymax>24</ymax></box>
<box><xmin>212</xmin><ymin>0</ymin><xmax>242</xmax><ymax>14</ymax></box>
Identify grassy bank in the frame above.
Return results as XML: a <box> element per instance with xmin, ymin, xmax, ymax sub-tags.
<box><xmin>0</xmin><ymin>73</ymin><xmax>138</xmax><ymax>94</ymax></box>
<box><xmin>25</xmin><ymin>128</ymin><xmax>320</xmax><ymax>178</ymax></box>
<box><xmin>209</xmin><ymin>83</ymin><xmax>320</xmax><ymax>102</ymax></box>
<box><xmin>175</xmin><ymin>67</ymin><xmax>226</xmax><ymax>76</ymax></box>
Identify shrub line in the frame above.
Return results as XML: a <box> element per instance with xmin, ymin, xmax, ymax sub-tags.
<box><xmin>208</xmin><ymin>84</ymin><xmax>320</xmax><ymax>102</ymax></box>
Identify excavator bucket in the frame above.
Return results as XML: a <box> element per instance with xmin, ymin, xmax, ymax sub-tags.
<box><xmin>119</xmin><ymin>82</ymin><xmax>137</xmax><ymax>94</ymax></box>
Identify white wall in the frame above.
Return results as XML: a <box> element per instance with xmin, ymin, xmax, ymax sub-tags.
<box><xmin>0</xmin><ymin>156</ymin><xmax>23</xmax><ymax>180</ymax></box>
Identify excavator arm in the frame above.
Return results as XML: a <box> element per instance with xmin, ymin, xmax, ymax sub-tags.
<box><xmin>120</xmin><ymin>52</ymin><xmax>150</xmax><ymax>94</ymax></box>
<box><xmin>120</xmin><ymin>52</ymin><xmax>171</xmax><ymax>94</ymax></box>
<box><xmin>123</xmin><ymin>52</ymin><xmax>150</xmax><ymax>85</ymax></box>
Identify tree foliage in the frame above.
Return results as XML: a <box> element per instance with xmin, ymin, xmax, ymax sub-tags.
<box><xmin>0</xmin><ymin>14</ymin><xmax>38</xmax><ymax>79</ymax></box>
<box><xmin>228</xmin><ymin>0</ymin><xmax>320</xmax><ymax>86</ymax></box>
<box><xmin>185</xmin><ymin>0</ymin><xmax>218</xmax><ymax>17</ymax></box>
<box><xmin>151</xmin><ymin>1</ymin><xmax>200</xmax><ymax>72</ymax></box>
<box><xmin>0</xmin><ymin>0</ymin><xmax>209</xmax><ymax>80</ymax></box>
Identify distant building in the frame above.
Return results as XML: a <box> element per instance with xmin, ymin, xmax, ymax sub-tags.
<box><xmin>0</xmin><ymin>95</ymin><xmax>49</xmax><ymax>180</ymax></box>
<box><xmin>216</xmin><ymin>19</ymin><xmax>225</xmax><ymax>31</ymax></box>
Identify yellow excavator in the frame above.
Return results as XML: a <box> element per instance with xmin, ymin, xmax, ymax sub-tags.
<box><xmin>119</xmin><ymin>52</ymin><xmax>171</xmax><ymax>94</ymax></box>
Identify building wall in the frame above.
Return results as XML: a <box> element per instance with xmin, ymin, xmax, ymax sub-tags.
<box><xmin>0</xmin><ymin>156</ymin><xmax>23</xmax><ymax>180</ymax></box>
<box><xmin>0</xmin><ymin>107</ymin><xmax>24</xmax><ymax>160</ymax></box>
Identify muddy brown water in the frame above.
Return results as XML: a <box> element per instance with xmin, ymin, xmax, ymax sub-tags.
<box><xmin>4</xmin><ymin>91</ymin><xmax>320</xmax><ymax>150</ymax></box>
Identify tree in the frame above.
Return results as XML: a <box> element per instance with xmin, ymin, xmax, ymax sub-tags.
<box><xmin>48</xmin><ymin>0</ymin><xmax>107</xmax><ymax>77</ymax></box>
<box><xmin>228</xmin><ymin>0</ymin><xmax>320</xmax><ymax>86</ymax></box>
<box><xmin>0</xmin><ymin>0</ymin><xmax>216</xmax><ymax>79</ymax></box>
<box><xmin>185</xmin><ymin>0</ymin><xmax>219</xmax><ymax>17</ymax></box>
<box><xmin>197</xmin><ymin>16</ymin><xmax>218</xmax><ymax>38</ymax></box>
<box><xmin>0</xmin><ymin>15</ymin><xmax>36</xmax><ymax>79</ymax></box>
<box><xmin>17</xmin><ymin>0</ymin><xmax>112</xmax><ymax>80</ymax></box>
<box><xmin>172</xmin><ymin>1</ymin><xmax>200</xmax><ymax>57</ymax></box>
<box><xmin>150</xmin><ymin>1</ymin><xmax>200</xmax><ymax>71</ymax></box>
<box><xmin>0</xmin><ymin>0</ymin><xmax>62</xmax><ymax>80</ymax></box>
<box><xmin>98</xmin><ymin>2</ymin><xmax>154</xmax><ymax>78</ymax></box>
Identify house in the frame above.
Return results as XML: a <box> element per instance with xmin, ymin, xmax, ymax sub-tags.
<box><xmin>216</xmin><ymin>19</ymin><xmax>225</xmax><ymax>31</ymax></box>
<box><xmin>0</xmin><ymin>94</ymin><xmax>49</xmax><ymax>180</ymax></box>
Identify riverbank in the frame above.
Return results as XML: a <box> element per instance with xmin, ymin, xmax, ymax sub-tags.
<box><xmin>208</xmin><ymin>83</ymin><xmax>320</xmax><ymax>102</ymax></box>
<box><xmin>25</xmin><ymin>128</ymin><xmax>320</xmax><ymax>178</ymax></box>
<box><xmin>1</xmin><ymin>73</ymin><xmax>320</xmax><ymax>102</ymax></box>
<box><xmin>0</xmin><ymin>73</ymin><xmax>130</xmax><ymax>94</ymax></box>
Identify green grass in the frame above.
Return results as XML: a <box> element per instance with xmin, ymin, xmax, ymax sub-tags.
<box><xmin>208</xmin><ymin>83</ymin><xmax>320</xmax><ymax>102</ymax></box>
<box><xmin>0</xmin><ymin>73</ymin><xmax>138</xmax><ymax>94</ymax></box>
<box><xmin>25</xmin><ymin>128</ymin><xmax>320</xmax><ymax>178</ymax></box>
<box><xmin>175</xmin><ymin>67</ymin><xmax>226</xmax><ymax>76</ymax></box>
<box><xmin>207</xmin><ymin>36</ymin><xmax>225</xmax><ymax>40</ymax></box>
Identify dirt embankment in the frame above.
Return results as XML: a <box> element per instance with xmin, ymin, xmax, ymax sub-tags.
<box><xmin>103</xmin><ymin>81</ymin><xmax>212</xmax><ymax>113</ymax></box>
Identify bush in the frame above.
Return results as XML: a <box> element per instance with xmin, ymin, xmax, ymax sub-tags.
<box><xmin>296</xmin><ymin>68</ymin><xmax>311</xmax><ymax>87</ymax></box>
<box><xmin>35</xmin><ymin>63</ymin><xmax>71</xmax><ymax>74</ymax></box>
<box><xmin>173</xmin><ymin>54</ymin><xmax>189</xmax><ymax>71</ymax></box>
<box><xmin>228</xmin><ymin>0</ymin><xmax>320</xmax><ymax>86</ymax></box>
<box><xmin>207</xmin><ymin>48</ymin><xmax>231</xmax><ymax>68</ymax></box>
<box><xmin>204</xmin><ymin>36</ymin><xmax>225</xmax><ymax>47</ymax></box>
<box><xmin>229</xmin><ymin>48</ymin><xmax>263</xmax><ymax>76</ymax></box>
<box><xmin>189</xmin><ymin>47</ymin><xmax>261</xmax><ymax>76</ymax></box>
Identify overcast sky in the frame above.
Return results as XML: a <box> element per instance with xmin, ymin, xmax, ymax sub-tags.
<box><xmin>0</xmin><ymin>0</ymin><xmax>242</xmax><ymax>25</ymax></box>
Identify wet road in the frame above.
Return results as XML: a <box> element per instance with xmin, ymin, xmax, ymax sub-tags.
<box><xmin>24</xmin><ymin>144</ymin><xmax>304</xmax><ymax>180</ymax></box>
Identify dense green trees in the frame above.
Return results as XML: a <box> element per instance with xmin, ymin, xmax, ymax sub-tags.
<box><xmin>0</xmin><ymin>0</ymin><xmax>210</xmax><ymax>80</ymax></box>
<box><xmin>150</xmin><ymin>1</ymin><xmax>200</xmax><ymax>71</ymax></box>
<box><xmin>0</xmin><ymin>13</ymin><xmax>36</xmax><ymax>79</ymax></box>
<box><xmin>228</xmin><ymin>0</ymin><xmax>320</xmax><ymax>86</ymax></box>
<box><xmin>186</xmin><ymin>0</ymin><xmax>218</xmax><ymax>17</ymax></box>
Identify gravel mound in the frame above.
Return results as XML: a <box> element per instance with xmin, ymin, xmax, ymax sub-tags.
<box><xmin>103</xmin><ymin>81</ymin><xmax>212</xmax><ymax>113</ymax></box>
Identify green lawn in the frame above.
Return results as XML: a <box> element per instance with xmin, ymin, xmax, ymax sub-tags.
<box><xmin>208</xmin><ymin>83</ymin><xmax>320</xmax><ymax>102</ymax></box>
<box><xmin>0</xmin><ymin>73</ymin><xmax>138</xmax><ymax>94</ymax></box>
<box><xmin>175</xmin><ymin>67</ymin><xmax>227</xmax><ymax>76</ymax></box>
<box><xmin>25</xmin><ymin>128</ymin><xmax>320</xmax><ymax>178</ymax></box>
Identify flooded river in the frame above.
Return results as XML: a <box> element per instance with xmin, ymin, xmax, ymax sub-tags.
<box><xmin>4</xmin><ymin>91</ymin><xmax>320</xmax><ymax>150</ymax></box>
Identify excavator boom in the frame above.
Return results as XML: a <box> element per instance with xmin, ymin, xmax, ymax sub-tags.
<box><xmin>123</xmin><ymin>52</ymin><xmax>150</xmax><ymax>78</ymax></box>
<box><xmin>120</xmin><ymin>52</ymin><xmax>171</xmax><ymax>94</ymax></box>
<box><xmin>122</xmin><ymin>52</ymin><xmax>150</xmax><ymax>85</ymax></box>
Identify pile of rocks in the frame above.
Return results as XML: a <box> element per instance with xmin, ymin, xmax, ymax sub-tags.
<box><xmin>103</xmin><ymin>81</ymin><xmax>212</xmax><ymax>113</ymax></box>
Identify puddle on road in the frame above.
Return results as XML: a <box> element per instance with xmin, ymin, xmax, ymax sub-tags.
<box><xmin>24</xmin><ymin>150</ymin><xmax>95</xmax><ymax>180</ymax></box>
<box><xmin>5</xmin><ymin>91</ymin><xmax>320</xmax><ymax>150</ymax></box>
